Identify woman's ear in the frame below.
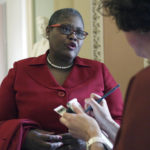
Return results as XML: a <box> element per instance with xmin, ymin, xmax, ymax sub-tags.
<box><xmin>46</xmin><ymin>26</ymin><xmax>50</xmax><ymax>39</ymax></box>
<box><xmin>46</xmin><ymin>26</ymin><xmax>50</xmax><ymax>33</ymax></box>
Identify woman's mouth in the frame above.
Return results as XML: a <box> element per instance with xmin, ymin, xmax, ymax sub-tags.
<box><xmin>67</xmin><ymin>42</ymin><xmax>77</xmax><ymax>50</ymax></box>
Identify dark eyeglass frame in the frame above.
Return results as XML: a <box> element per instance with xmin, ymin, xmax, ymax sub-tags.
<box><xmin>49</xmin><ymin>24</ymin><xmax>88</xmax><ymax>40</ymax></box>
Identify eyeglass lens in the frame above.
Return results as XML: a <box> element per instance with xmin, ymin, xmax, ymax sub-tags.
<box><xmin>60</xmin><ymin>24</ymin><xmax>87</xmax><ymax>40</ymax></box>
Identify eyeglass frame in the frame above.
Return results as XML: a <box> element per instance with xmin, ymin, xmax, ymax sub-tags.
<box><xmin>49</xmin><ymin>24</ymin><xmax>88</xmax><ymax>40</ymax></box>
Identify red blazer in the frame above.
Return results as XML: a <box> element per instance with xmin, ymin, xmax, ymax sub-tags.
<box><xmin>0</xmin><ymin>51</ymin><xmax>123</xmax><ymax>149</ymax></box>
<box><xmin>0</xmin><ymin>119</ymin><xmax>39</xmax><ymax>150</ymax></box>
<box><xmin>114</xmin><ymin>66</ymin><xmax>150</xmax><ymax>150</ymax></box>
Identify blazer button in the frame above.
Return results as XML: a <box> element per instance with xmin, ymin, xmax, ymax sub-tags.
<box><xmin>58</xmin><ymin>91</ymin><xmax>66</xmax><ymax>97</ymax></box>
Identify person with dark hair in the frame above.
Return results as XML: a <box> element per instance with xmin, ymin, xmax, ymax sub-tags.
<box><xmin>0</xmin><ymin>8</ymin><xmax>123</xmax><ymax>150</ymax></box>
<box><xmin>60</xmin><ymin>1</ymin><xmax>150</xmax><ymax>150</ymax></box>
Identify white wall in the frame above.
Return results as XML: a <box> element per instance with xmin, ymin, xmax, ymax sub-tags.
<box><xmin>6</xmin><ymin>0</ymin><xmax>28</xmax><ymax>69</ymax></box>
<box><xmin>0</xmin><ymin>2</ymin><xmax>7</xmax><ymax>83</ymax></box>
<box><xmin>34</xmin><ymin>0</ymin><xmax>54</xmax><ymax>42</ymax></box>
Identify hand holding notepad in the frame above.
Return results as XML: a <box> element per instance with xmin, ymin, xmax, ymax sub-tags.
<box><xmin>54</xmin><ymin>84</ymin><xmax>120</xmax><ymax>149</ymax></box>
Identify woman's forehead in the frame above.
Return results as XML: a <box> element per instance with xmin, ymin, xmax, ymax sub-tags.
<box><xmin>57</xmin><ymin>16</ymin><xmax>84</xmax><ymax>28</ymax></box>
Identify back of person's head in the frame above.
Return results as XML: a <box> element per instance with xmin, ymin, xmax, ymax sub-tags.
<box><xmin>100</xmin><ymin>0</ymin><xmax>150</xmax><ymax>32</ymax></box>
<box><xmin>48</xmin><ymin>8</ymin><xmax>84</xmax><ymax>27</ymax></box>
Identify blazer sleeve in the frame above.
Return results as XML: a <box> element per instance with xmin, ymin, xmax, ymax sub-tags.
<box><xmin>0</xmin><ymin>64</ymin><xmax>18</xmax><ymax>120</ymax></box>
<box><xmin>0</xmin><ymin>63</ymin><xmax>40</xmax><ymax>150</ymax></box>
<box><xmin>102</xmin><ymin>64</ymin><xmax>124</xmax><ymax>125</ymax></box>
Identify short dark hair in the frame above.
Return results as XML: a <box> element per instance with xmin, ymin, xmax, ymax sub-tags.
<box><xmin>100</xmin><ymin>0</ymin><xmax>150</xmax><ymax>32</ymax></box>
<box><xmin>48</xmin><ymin>8</ymin><xmax>84</xmax><ymax>27</ymax></box>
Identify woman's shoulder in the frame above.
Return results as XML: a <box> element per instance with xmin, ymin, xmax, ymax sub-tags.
<box><xmin>135</xmin><ymin>66</ymin><xmax>150</xmax><ymax>79</ymax></box>
<box><xmin>14</xmin><ymin>53</ymin><xmax>46</xmax><ymax>67</ymax></box>
<box><xmin>130</xmin><ymin>66</ymin><xmax>150</xmax><ymax>88</ymax></box>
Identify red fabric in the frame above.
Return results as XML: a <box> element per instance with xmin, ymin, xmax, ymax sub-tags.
<box><xmin>0</xmin><ymin>51</ymin><xmax>123</xmax><ymax>149</ymax></box>
<box><xmin>114</xmin><ymin>67</ymin><xmax>150</xmax><ymax>150</ymax></box>
<box><xmin>0</xmin><ymin>119</ymin><xmax>39</xmax><ymax>150</ymax></box>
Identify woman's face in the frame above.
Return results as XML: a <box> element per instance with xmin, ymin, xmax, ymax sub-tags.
<box><xmin>125</xmin><ymin>31</ymin><xmax>150</xmax><ymax>59</ymax></box>
<box><xmin>47</xmin><ymin>16</ymin><xmax>85</xmax><ymax>61</ymax></box>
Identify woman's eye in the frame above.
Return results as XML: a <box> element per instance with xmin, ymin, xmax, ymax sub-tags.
<box><xmin>76</xmin><ymin>30</ymin><xmax>83</xmax><ymax>36</ymax></box>
<box><xmin>62</xmin><ymin>26</ymin><xmax>70</xmax><ymax>32</ymax></box>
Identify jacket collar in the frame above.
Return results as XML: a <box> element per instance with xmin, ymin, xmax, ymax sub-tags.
<box><xmin>25</xmin><ymin>50</ymin><xmax>91</xmax><ymax>90</ymax></box>
<box><xmin>29</xmin><ymin>50</ymin><xmax>90</xmax><ymax>68</ymax></box>
<box><xmin>29</xmin><ymin>50</ymin><xmax>49</xmax><ymax>66</ymax></box>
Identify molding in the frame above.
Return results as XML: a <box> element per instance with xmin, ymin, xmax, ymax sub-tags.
<box><xmin>91</xmin><ymin>0</ymin><xmax>104</xmax><ymax>62</ymax></box>
<box><xmin>26</xmin><ymin>0</ymin><xmax>34</xmax><ymax>56</ymax></box>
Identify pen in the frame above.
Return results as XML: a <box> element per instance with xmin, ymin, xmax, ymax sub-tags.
<box><xmin>85</xmin><ymin>84</ymin><xmax>120</xmax><ymax>113</ymax></box>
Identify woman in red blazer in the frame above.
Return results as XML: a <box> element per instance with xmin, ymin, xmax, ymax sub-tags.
<box><xmin>60</xmin><ymin>1</ymin><xmax>150</xmax><ymax>150</ymax></box>
<box><xmin>0</xmin><ymin>8</ymin><xmax>123</xmax><ymax>150</ymax></box>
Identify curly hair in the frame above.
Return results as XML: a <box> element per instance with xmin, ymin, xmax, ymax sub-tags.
<box><xmin>48</xmin><ymin>8</ymin><xmax>84</xmax><ymax>27</ymax></box>
<box><xmin>100</xmin><ymin>0</ymin><xmax>150</xmax><ymax>32</ymax></box>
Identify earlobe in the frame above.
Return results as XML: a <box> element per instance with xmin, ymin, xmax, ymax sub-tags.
<box><xmin>46</xmin><ymin>26</ymin><xmax>50</xmax><ymax>34</ymax></box>
<box><xmin>46</xmin><ymin>27</ymin><xmax>50</xmax><ymax>39</ymax></box>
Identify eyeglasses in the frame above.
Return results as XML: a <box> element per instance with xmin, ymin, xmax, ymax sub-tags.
<box><xmin>49</xmin><ymin>24</ymin><xmax>88</xmax><ymax>40</ymax></box>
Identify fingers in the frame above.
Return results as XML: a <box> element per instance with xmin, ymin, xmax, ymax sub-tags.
<box><xmin>84</xmin><ymin>98</ymin><xmax>91</xmax><ymax>110</ymax></box>
<box><xmin>71</xmin><ymin>102</ymin><xmax>84</xmax><ymax>114</ymax></box>
<box><xmin>89</xmin><ymin>98</ymin><xmax>108</xmax><ymax>112</ymax></box>
<box><xmin>60</xmin><ymin>113</ymin><xmax>76</xmax><ymax>129</ymax></box>
<box><xmin>90</xmin><ymin>93</ymin><xmax>101</xmax><ymax>99</ymax></box>
<box><xmin>85</xmin><ymin>97</ymin><xmax>100</xmax><ymax>109</ymax></box>
<box><xmin>26</xmin><ymin>129</ymin><xmax>63</xmax><ymax>150</ymax></box>
<box><xmin>33</xmin><ymin>129</ymin><xmax>62</xmax><ymax>142</ymax></box>
<box><xmin>86</xmin><ymin>93</ymin><xmax>107</xmax><ymax>106</ymax></box>
<box><xmin>40</xmin><ymin>134</ymin><xmax>62</xmax><ymax>142</ymax></box>
<box><xmin>47</xmin><ymin>142</ymin><xmax>63</xmax><ymax>150</ymax></box>
<box><xmin>39</xmin><ymin>141</ymin><xmax>63</xmax><ymax>150</ymax></box>
<box><xmin>34</xmin><ymin>129</ymin><xmax>55</xmax><ymax>135</ymax></box>
<box><xmin>60</xmin><ymin>117</ymin><xmax>68</xmax><ymax>127</ymax></box>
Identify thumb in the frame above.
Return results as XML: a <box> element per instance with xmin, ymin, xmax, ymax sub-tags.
<box><xmin>71</xmin><ymin>102</ymin><xmax>84</xmax><ymax>114</ymax></box>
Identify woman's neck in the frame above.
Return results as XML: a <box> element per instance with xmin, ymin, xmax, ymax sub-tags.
<box><xmin>48</xmin><ymin>51</ymin><xmax>74</xmax><ymax>67</ymax></box>
<box><xmin>47</xmin><ymin>52</ymin><xmax>74</xmax><ymax>70</ymax></box>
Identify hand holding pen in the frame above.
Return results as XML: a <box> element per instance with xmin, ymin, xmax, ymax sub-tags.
<box><xmin>85</xmin><ymin>84</ymin><xmax>120</xmax><ymax>113</ymax></box>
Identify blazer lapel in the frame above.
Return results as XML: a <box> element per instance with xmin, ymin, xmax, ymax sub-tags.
<box><xmin>24</xmin><ymin>52</ymin><xmax>63</xmax><ymax>90</ymax></box>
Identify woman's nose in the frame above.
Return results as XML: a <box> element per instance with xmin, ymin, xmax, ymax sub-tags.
<box><xmin>68</xmin><ymin>32</ymin><xmax>77</xmax><ymax>41</ymax></box>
